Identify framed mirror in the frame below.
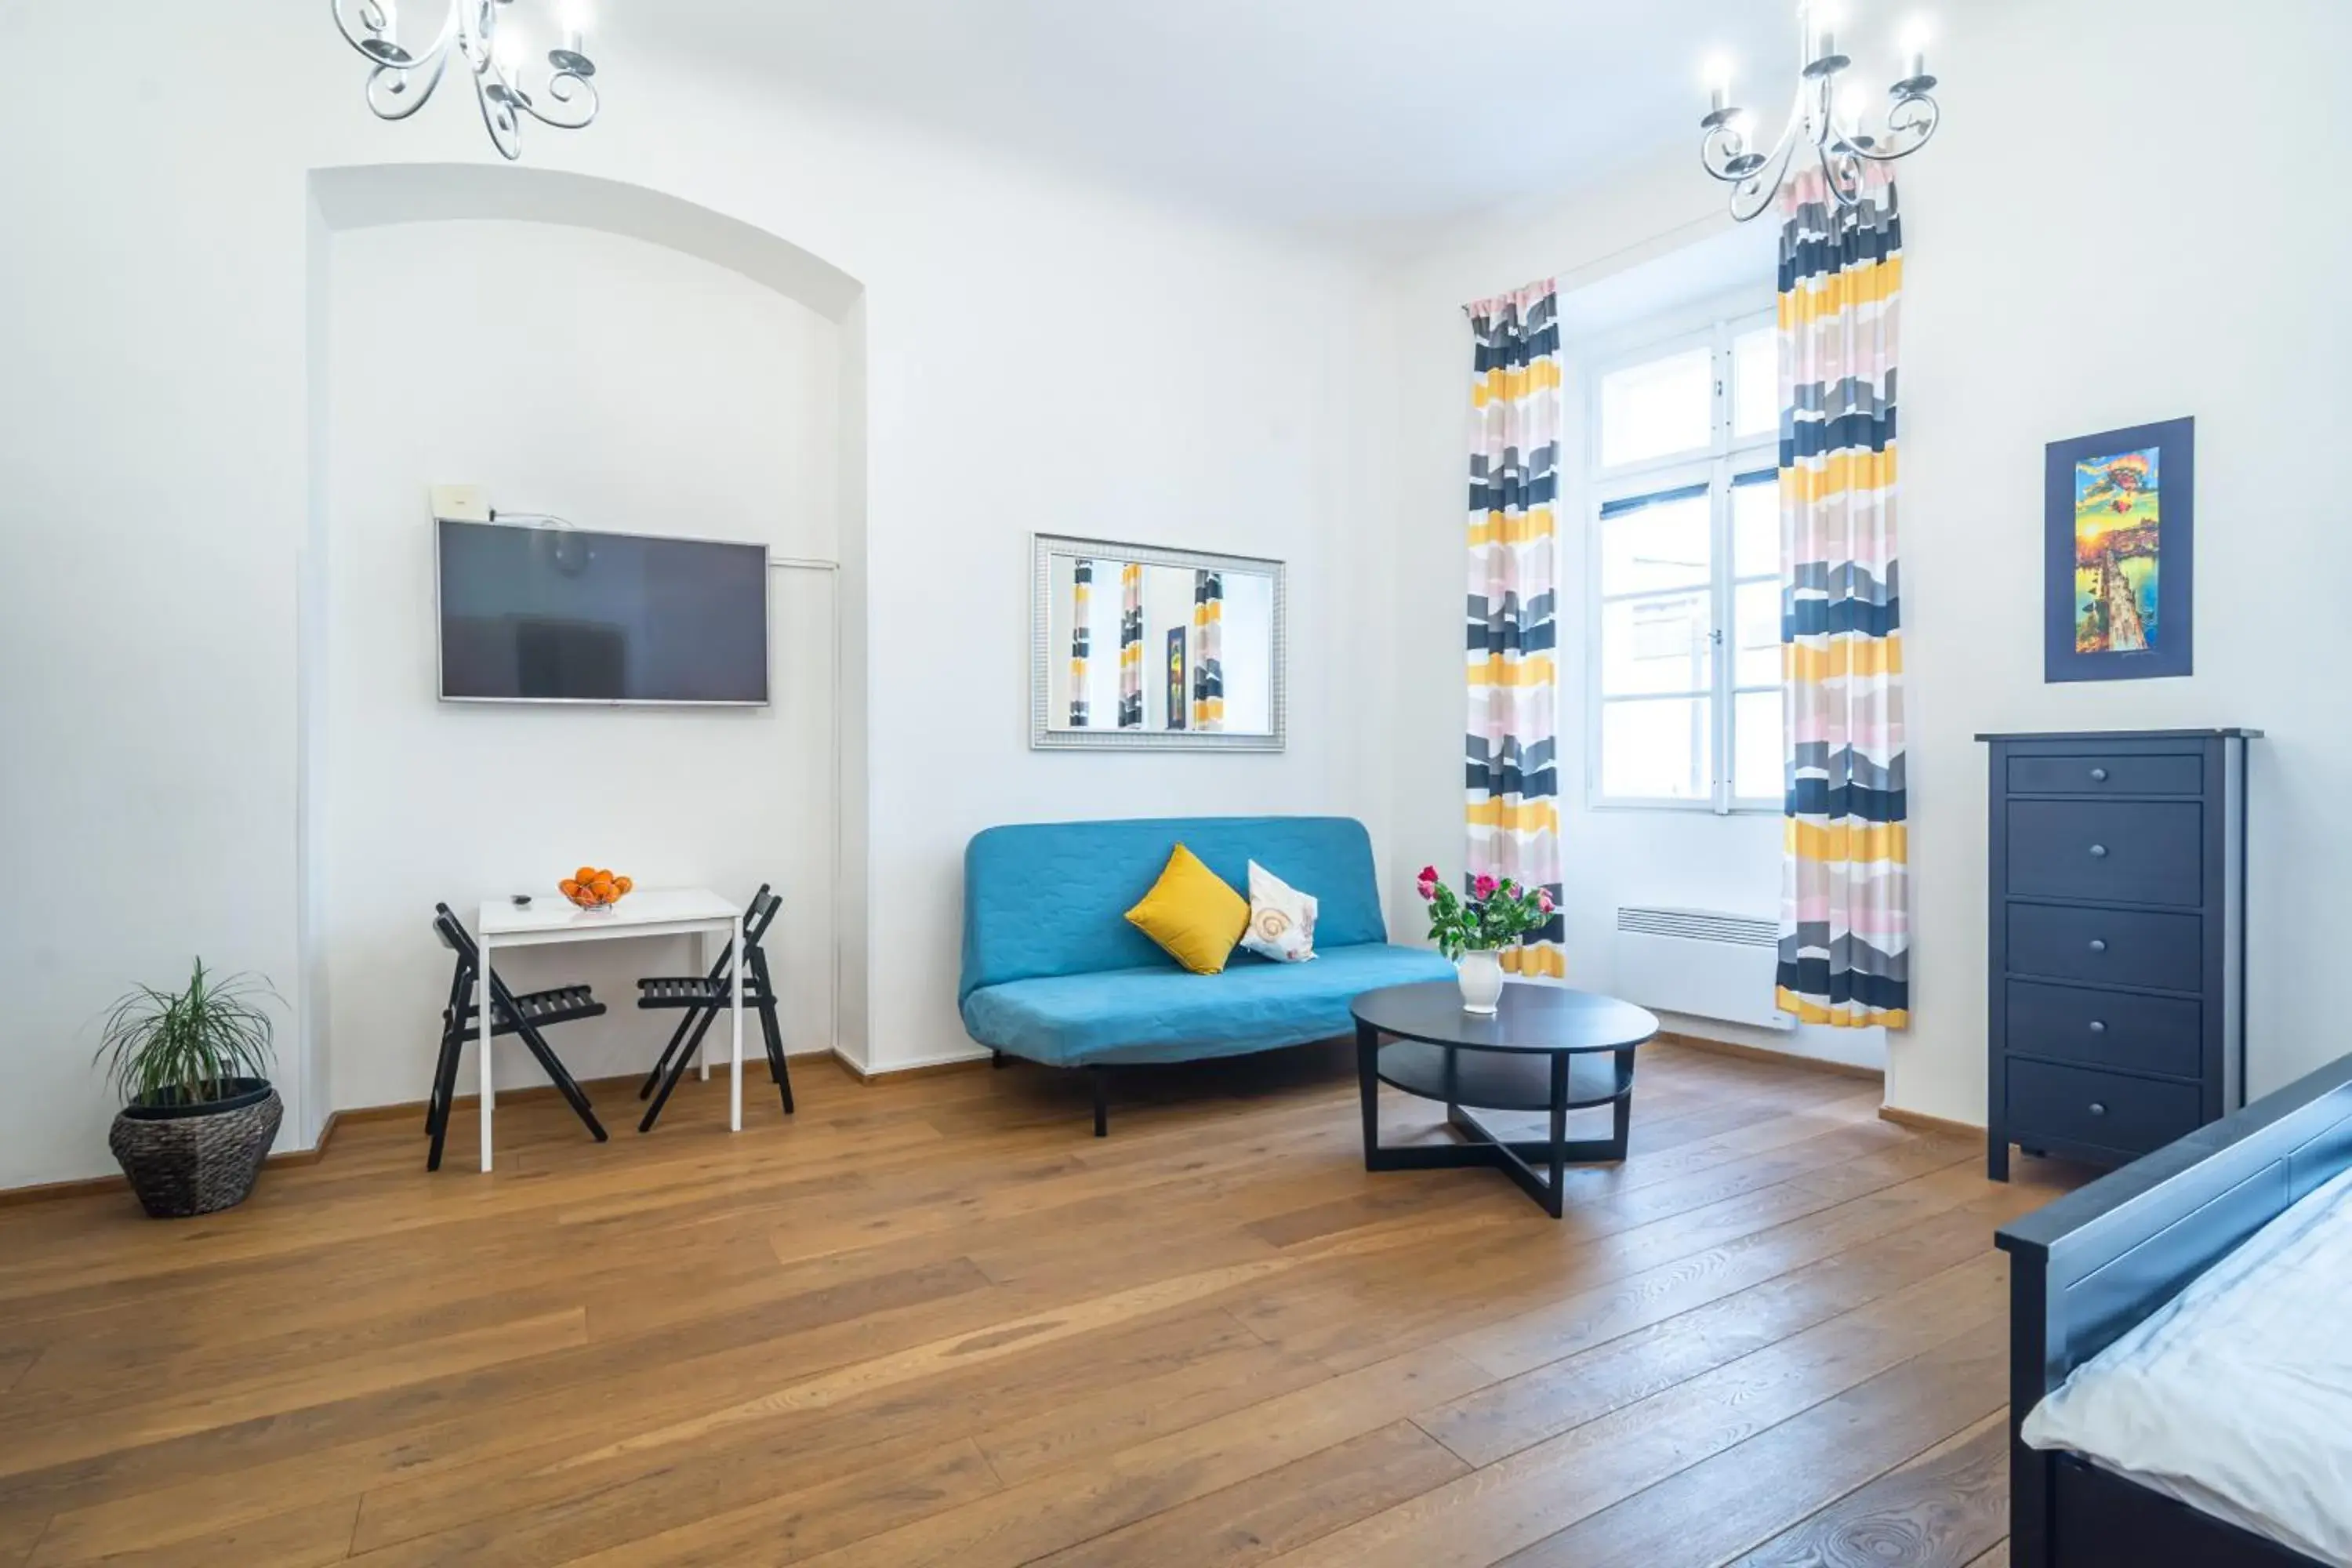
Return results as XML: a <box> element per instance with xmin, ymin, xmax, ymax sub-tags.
<box><xmin>1031</xmin><ymin>534</ymin><xmax>1285</xmax><ymax>751</ymax></box>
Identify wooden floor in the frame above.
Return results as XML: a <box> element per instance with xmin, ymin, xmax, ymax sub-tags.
<box><xmin>0</xmin><ymin>1041</ymin><xmax>2085</xmax><ymax>1568</ymax></box>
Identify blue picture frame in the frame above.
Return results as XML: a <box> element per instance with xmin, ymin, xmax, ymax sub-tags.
<box><xmin>2045</xmin><ymin>417</ymin><xmax>2194</xmax><ymax>683</ymax></box>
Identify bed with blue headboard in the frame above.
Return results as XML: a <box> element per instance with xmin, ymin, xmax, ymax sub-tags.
<box><xmin>1996</xmin><ymin>1052</ymin><xmax>2352</xmax><ymax>1568</ymax></box>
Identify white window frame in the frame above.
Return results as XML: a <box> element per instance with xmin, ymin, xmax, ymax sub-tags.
<box><xmin>1587</xmin><ymin>307</ymin><xmax>1780</xmax><ymax>815</ymax></box>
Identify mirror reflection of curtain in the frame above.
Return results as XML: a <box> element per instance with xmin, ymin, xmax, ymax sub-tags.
<box><xmin>1118</xmin><ymin>562</ymin><xmax>1145</xmax><ymax>728</ymax></box>
<box><xmin>1192</xmin><ymin>571</ymin><xmax>1224</xmax><ymax>731</ymax></box>
<box><xmin>1067</xmin><ymin>558</ymin><xmax>1093</xmax><ymax>727</ymax></box>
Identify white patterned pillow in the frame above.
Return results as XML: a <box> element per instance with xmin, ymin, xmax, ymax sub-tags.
<box><xmin>1240</xmin><ymin>860</ymin><xmax>1318</xmax><ymax>963</ymax></box>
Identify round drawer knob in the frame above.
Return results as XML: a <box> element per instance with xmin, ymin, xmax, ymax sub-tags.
<box><xmin>2089</xmin><ymin>844</ymin><xmax>2109</xmax><ymax>858</ymax></box>
<box><xmin>2090</xmin><ymin>767</ymin><xmax>2110</xmax><ymax>782</ymax></box>
<box><xmin>2089</xmin><ymin>1102</ymin><xmax>2108</xmax><ymax>1116</ymax></box>
<box><xmin>2089</xmin><ymin>938</ymin><xmax>2108</xmax><ymax>953</ymax></box>
<box><xmin>2088</xmin><ymin>1019</ymin><xmax>2107</xmax><ymax>1033</ymax></box>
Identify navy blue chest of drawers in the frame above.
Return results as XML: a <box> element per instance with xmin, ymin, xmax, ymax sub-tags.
<box><xmin>1980</xmin><ymin>728</ymin><xmax>2257</xmax><ymax>1181</ymax></box>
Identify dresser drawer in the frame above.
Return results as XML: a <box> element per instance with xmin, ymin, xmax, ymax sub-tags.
<box><xmin>2006</xmin><ymin>800</ymin><xmax>2204</xmax><ymax>907</ymax></box>
<box><xmin>2005</xmin><ymin>981</ymin><xmax>2202</xmax><ymax>1080</ymax></box>
<box><xmin>2007</xmin><ymin>1059</ymin><xmax>2202</xmax><ymax>1159</ymax></box>
<box><xmin>2006</xmin><ymin>753</ymin><xmax>2204</xmax><ymax>797</ymax></box>
<box><xmin>2005</xmin><ymin>902</ymin><xmax>2202</xmax><ymax>992</ymax></box>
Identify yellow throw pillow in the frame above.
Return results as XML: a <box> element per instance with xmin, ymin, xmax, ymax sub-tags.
<box><xmin>1124</xmin><ymin>844</ymin><xmax>1249</xmax><ymax>975</ymax></box>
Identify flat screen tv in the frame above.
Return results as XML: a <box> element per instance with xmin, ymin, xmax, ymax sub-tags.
<box><xmin>436</xmin><ymin>519</ymin><xmax>769</xmax><ymax>705</ymax></box>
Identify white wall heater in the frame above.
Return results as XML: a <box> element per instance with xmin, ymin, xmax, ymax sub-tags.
<box><xmin>1613</xmin><ymin>906</ymin><xmax>1797</xmax><ymax>1033</ymax></box>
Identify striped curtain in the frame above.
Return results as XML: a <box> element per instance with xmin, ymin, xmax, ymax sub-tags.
<box><xmin>1191</xmin><ymin>572</ymin><xmax>1223</xmax><ymax>731</ymax></box>
<box><xmin>1067</xmin><ymin>558</ymin><xmax>1093</xmax><ymax>728</ymax></box>
<box><xmin>1117</xmin><ymin>562</ymin><xmax>1145</xmax><ymax>728</ymax></box>
<box><xmin>1776</xmin><ymin>166</ymin><xmax>1909</xmax><ymax>1028</ymax></box>
<box><xmin>1465</xmin><ymin>278</ymin><xmax>1565</xmax><ymax>977</ymax></box>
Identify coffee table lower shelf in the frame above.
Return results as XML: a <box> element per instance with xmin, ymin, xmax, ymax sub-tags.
<box><xmin>1356</xmin><ymin>1031</ymin><xmax>1636</xmax><ymax>1218</ymax></box>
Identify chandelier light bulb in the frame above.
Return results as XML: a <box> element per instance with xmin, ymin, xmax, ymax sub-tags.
<box><xmin>1901</xmin><ymin>17</ymin><xmax>1933</xmax><ymax>82</ymax></box>
<box><xmin>559</xmin><ymin>0</ymin><xmax>593</xmax><ymax>51</ymax></box>
<box><xmin>1704</xmin><ymin>54</ymin><xmax>1735</xmax><ymax>114</ymax></box>
<box><xmin>494</xmin><ymin>26</ymin><xmax>528</xmax><ymax>77</ymax></box>
<box><xmin>1807</xmin><ymin>0</ymin><xmax>1844</xmax><ymax>63</ymax></box>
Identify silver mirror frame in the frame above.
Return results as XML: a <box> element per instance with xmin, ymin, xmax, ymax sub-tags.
<box><xmin>1029</xmin><ymin>532</ymin><xmax>1286</xmax><ymax>752</ymax></box>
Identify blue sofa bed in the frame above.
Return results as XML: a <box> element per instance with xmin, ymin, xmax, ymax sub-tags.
<box><xmin>959</xmin><ymin>815</ymin><xmax>1455</xmax><ymax>1134</ymax></box>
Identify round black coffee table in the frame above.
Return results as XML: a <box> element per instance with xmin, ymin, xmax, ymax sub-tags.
<box><xmin>1351</xmin><ymin>981</ymin><xmax>1660</xmax><ymax>1217</ymax></box>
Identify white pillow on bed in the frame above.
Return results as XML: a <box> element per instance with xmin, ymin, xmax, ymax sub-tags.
<box><xmin>2020</xmin><ymin>1164</ymin><xmax>2352</xmax><ymax>1566</ymax></box>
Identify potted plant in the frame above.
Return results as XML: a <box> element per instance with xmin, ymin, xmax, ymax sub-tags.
<box><xmin>96</xmin><ymin>960</ymin><xmax>283</xmax><ymax>1218</ymax></box>
<box><xmin>1415</xmin><ymin>866</ymin><xmax>1555</xmax><ymax>1014</ymax></box>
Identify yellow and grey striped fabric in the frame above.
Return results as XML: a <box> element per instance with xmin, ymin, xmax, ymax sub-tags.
<box><xmin>1117</xmin><ymin>563</ymin><xmax>1145</xmax><ymax>728</ymax></box>
<box><xmin>1067</xmin><ymin>557</ymin><xmax>1092</xmax><ymax>728</ymax></box>
<box><xmin>1191</xmin><ymin>571</ymin><xmax>1223</xmax><ymax>731</ymax></box>
<box><xmin>1776</xmin><ymin>165</ymin><xmax>1908</xmax><ymax>1028</ymax></box>
<box><xmin>1465</xmin><ymin>278</ymin><xmax>1565</xmax><ymax>978</ymax></box>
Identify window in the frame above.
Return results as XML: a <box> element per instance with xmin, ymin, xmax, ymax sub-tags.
<box><xmin>1589</xmin><ymin>311</ymin><xmax>1782</xmax><ymax>811</ymax></box>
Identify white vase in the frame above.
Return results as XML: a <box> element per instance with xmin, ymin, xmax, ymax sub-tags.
<box><xmin>1455</xmin><ymin>949</ymin><xmax>1505</xmax><ymax>1015</ymax></box>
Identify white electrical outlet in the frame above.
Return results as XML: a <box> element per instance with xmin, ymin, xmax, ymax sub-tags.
<box><xmin>430</xmin><ymin>485</ymin><xmax>491</xmax><ymax>523</ymax></box>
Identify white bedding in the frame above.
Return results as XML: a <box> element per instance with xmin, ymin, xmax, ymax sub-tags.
<box><xmin>2021</xmin><ymin>1165</ymin><xmax>2352</xmax><ymax>1566</ymax></box>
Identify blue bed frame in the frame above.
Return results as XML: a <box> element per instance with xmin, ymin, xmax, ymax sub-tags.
<box><xmin>1996</xmin><ymin>1053</ymin><xmax>2352</xmax><ymax>1568</ymax></box>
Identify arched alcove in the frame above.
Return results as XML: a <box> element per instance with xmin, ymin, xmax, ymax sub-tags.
<box><xmin>294</xmin><ymin>165</ymin><xmax>870</xmax><ymax>1144</ymax></box>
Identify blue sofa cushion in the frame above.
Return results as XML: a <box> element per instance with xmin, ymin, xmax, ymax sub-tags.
<box><xmin>960</xmin><ymin>942</ymin><xmax>1457</xmax><ymax>1067</ymax></box>
<box><xmin>960</xmin><ymin>816</ymin><xmax>1391</xmax><ymax>1003</ymax></box>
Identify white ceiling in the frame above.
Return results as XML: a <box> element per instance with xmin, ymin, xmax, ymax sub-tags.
<box><xmin>638</xmin><ymin>1</ymin><xmax>1817</xmax><ymax>242</ymax></box>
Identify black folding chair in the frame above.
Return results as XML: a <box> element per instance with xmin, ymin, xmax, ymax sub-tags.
<box><xmin>423</xmin><ymin>904</ymin><xmax>610</xmax><ymax>1171</ymax></box>
<box><xmin>634</xmin><ymin>884</ymin><xmax>793</xmax><ymax>1132</ymax></box>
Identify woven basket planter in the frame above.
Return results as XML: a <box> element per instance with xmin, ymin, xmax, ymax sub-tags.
<box><xmin>107</xmin><ymin>1078</ymin><xmax>281</xmax><ymax>1219</ymax></box>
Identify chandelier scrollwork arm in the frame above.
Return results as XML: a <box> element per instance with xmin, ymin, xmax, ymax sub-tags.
<box><xmin>328</xmin><ymin>0</ymin><xmax>601</xmax><ymax>162</ymax></box>
<box><xmin>1845</xmin><ymin>90</ymin><xmax>1940</xmax><ymax>163</ymax></box>
<box><xmin>1733</xmin><ymin>140</ymin><xmax>1802</xmax><ymax>224</ymax></box>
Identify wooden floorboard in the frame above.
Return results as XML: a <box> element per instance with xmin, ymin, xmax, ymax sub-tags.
<box><xmin>1731</xmin><ymin>1410</ymin><xmax>2010</xmax><ymax>1568</ymax></box>
<box><xmin>0</xmin><ymin>1040</ymin><xmax>2088</xmax><ymax>1566</ymax></box>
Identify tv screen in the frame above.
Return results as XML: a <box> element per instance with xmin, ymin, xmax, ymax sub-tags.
<box><xmin>437</xmin><ymin>520</ymin><xmax>768</xmax><ymax>704</ymax></box>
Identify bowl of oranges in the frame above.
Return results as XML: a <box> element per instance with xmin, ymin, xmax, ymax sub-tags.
<box><xmin>560</xmin><ymin>867</ymin><xmax>634</xmax><ymax>911</ymax></box>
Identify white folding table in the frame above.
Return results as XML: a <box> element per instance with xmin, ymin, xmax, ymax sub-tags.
<box><xmin>474</xmin><ymin>887</ymin><xmax>744</xmax><ymax>1173</ymax></box>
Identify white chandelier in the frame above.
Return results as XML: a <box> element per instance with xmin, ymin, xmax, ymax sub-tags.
<box><xmin>1697</xmin><ymin>2</ymin><xmax>1941</xmax><ymax>223</ymax></box>
<box><xmin>330</xmin><ymin>1</ymin><xmax>601</xmax><ymax>162</ymax></box>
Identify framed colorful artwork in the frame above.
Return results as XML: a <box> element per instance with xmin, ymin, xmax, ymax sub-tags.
<box><xmin>2044</xmin><ymin>417</ymin><xmax>2194</xmax><ymax>682</ymax></box>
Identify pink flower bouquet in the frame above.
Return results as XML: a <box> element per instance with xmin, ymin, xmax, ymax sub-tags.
<box><xmin>1415</xmin><ymin>865</ymin><xmax>1554</xmax><ymax>960</ymax></box>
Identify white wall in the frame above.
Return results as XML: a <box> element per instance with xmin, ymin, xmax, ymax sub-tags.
<box><xmin>0</xmin><ymin>6</ymin><xmax>1393</xmax><ymax>1185</ymax></box>
<box><xmin>323</xmin><ymin>219</ymin><xmax>840</xmax><ymax>1108</ymax></box>
<box><xmin>1376</xmin><ymin>0</ymin><xmax>2352</xmax><ymax>1116</ymax></box>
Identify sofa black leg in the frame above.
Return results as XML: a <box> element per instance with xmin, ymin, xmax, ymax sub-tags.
<box><xmin>1091</xmin><ymin>1065</ymin><xmax>1108</xmax><ymax>1138</ymax></box>
<box><xmin>993</xmin><ymin>1049</ymin><xmax>1007</xmax><ymax>1069</ymax></box>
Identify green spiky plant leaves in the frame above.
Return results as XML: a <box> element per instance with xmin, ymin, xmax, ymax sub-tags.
<box><xmin>96</xmin><ymin>960</ymin><xmax>279</xmax><ymax>1109</ymax></box>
